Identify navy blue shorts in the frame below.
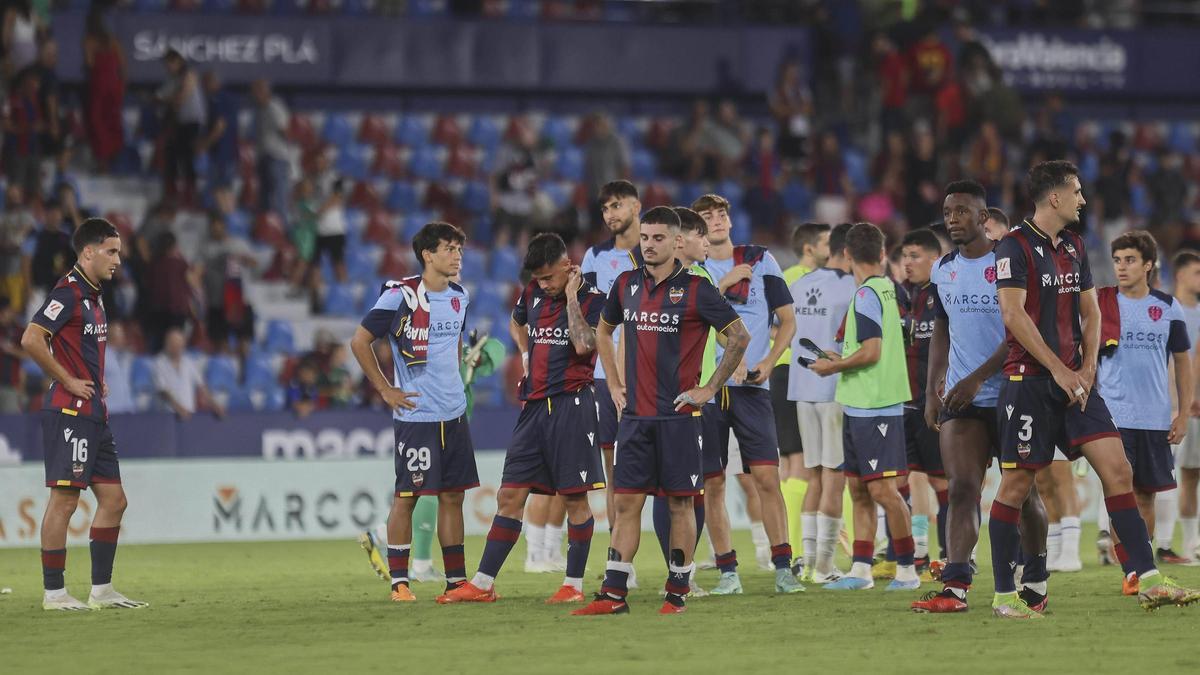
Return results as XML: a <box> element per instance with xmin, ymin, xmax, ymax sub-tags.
<box><xmin>996</xmin><ymin>377</ymin><xmax>1119</xmax><ymax>470</ymax></box>
<box><xmin>905</xmin><ymin>407</ymin><xmax>944</xmax><ymax>476</ymax></box>
<box><xmin>842</xmin><ymin>413</ymin><xmax>907</xmax><ymax>482</ymax></box>
<box><xmin>702</xmin><ymin>386</ymin><xmax>780</xmax><ymax>476</ymax></box>
<box><xmin>502</xmin><ymin>388</ymin><xmax>606</xmax><ymax>495</ymax></box>
<box><xmin>41</xmin><ymin>411</ymin><xmax>120</xmax><ymax>489</ymax></box>
<box><xmin>394</xmin><ymin>416</ymin><xmax>479</xmax><ymax>497</ymax></box>
<box><xmin>613</xmin><ymin>415</ymin><xmax>704</xmax><ymax>496</ymax></box>
<box><xmin>938</xmin><ymin>403</ymin><xmax>1001</xmax><ymax>461</ymax></box>
<box><xmin>594</xmin><ymin>378</ymin><xmax>618</xmax><ymax>449</ymax></box>
<box><xmin>770</xmin><ymin>366</ymin><xmax>803</xmax><ymax>457</ymax></box>
<box><xmin>1120</xmin><ymin>428</ymin><xmax>1176</xmax><ymax>493</ymax></box>
<box><xmin>700</xmin><ymin>402</ymin><xmax>728</xmax><ymax>479</ymax></box>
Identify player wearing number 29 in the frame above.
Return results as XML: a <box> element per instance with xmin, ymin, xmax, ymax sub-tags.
<box><xmin>989</xmin><ymin>160</ymin><xmax>1200</xmax><ymax>618</ymax></box>
<box><xmin>351</xmin><ymin>222</ymin><xmax>478</xmax><ymax>603</ymax></box>
<box><xmin>21</xmin><ymin>218</ymin><xmax>148</xmax><ymax>611</ymax></box>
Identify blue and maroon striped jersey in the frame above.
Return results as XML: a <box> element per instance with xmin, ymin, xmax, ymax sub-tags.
<box><xmin>600</xmin><ymin>262</ymin><xmax>742</xmax><ymax>419</ymax></box>
<box><xmin>901</xmin><ymin>280</ymin><xmax>938</xmax><ymax>405</ymax></box>
<box><xmin>994</xmin><ymin>220</ymin><xmax>1094</xmax><ymax>377</ymax></box>
<box><xmin>28</xmin><ymin>265</ymin><xmax>108</xmax><ymax>420</ymax></box>
<box><xmin>512</xmin><ymin>280</ymin><xmax>606</xmax><ymax>401</ymax></box>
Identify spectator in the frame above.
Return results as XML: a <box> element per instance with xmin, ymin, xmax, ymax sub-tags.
<box><xmin>144</xmin><ymin>231</ymin><xmax>195</xmax><ymax>353</ymax></box>
<box><xmin>3</xmin><ymin>66</ymin><xmax>45</xmax><ymax>199</ymax></box>
<box><xmin>82</xmin><ymin>11</ymin><xmax>125</xmax><ymax>172</ymax></box>
<box><xmin>767</xmin><ymin>58</ymin><xmax>813</xmax><ymax>170</ymax></box>
<box><xmin>310</xmin><ymin>151</ymin><xmax>348</xmax><ymax>283</ymax></box>
<box><xmin>583</xmin><ymin>113</ymin><xmax>629</xmax><ymax>201</ymax></box>
<box><xmin>809</xmin><ymin>131</ymin><xmax>853</xmax><ymax>224</ymax></box>
<box><xmin>251</xmin><ymin>78</ymin><xmax>293</xmax><ymax>223</ymax></box>
<box><xmin>56</xmin><ymin>181</ymin><xmax>90</xmax><ymax>229</ymax></box>
<box><xmin>198</xmin><ymin>71</ymin><xmax>239</xmax><ymax>192</ymax></box>
<box><xmin>153</xmin><ymin>327</ymin><xmax>221</xmax><ymax>420</ymax></box>
<box><xmin>199</xmin><ymin>212</ymin><xmax>257</xmax><ymax>354</ymax></box>
<box><xmin>872</xmin><ymin>32</ymin><xmax>908</xmax><ymax>136</ymax></box>
<box><xmin>2</xmin><ymin>0</ymin><xmax>41</xmax><ymax>80</ymax></box>
<box><xmin>28</xmin><ymin>199</ymin><xmax>74</xmax><ymax>311</ymax></box>
<box><xmin>286</xmin><ymin>358</ymin><xmax>322</xmax><ymax>418</ymax></box>
<box><xmin>158</xmin><ymin>49</ymin><xmax>206</xmax><ymax>204</ymax></box>
<box><xmin>290</xmin><ymin>175</ymin><xmax>319</xmax><ymax>291</ymax></box>
<box><xmin>1149</xmin><ymin>150</ymin><xmax>1188</xmax><ymax>228</ymax></box>
<box><xmin>904</xmin><ymin>124</ymin><xmax>941</xmax><ymax>229</ymax></box>
<box><xmin>321</xmin><ymin>343</ymin><xmax>354</xmax><ymax>409</ymax></box>
<box><xmin>0</xmin><ymin>183</ymin><xmax>35</xmax><ymax>313</ymax></box>
<box><xmin>964</xmin><ymin>120</ymin><xmax>1006</xmax><ymax>202</ymax></box>
<box><xmin>661</xmin><ymin>100</ymin><xmax>710</xmax><ymax>181</ymax></box>
<box><xmin>491</xmin><ymin>115</ymin><xmax>550</xmax><ymax>242</ymax></box>
<box><xmin>0</xmin><ymin>295</ymin><xmax>26</xmax><ymax>414</ymax></box>
<box><xmin>32</xmin><ymin>39</ymin><xmax>64</xmax><ymax>172</ymax></box>
<box><xmin>744</xmin><ymin>127</ymin><xmax>785</xmax><ymax>230</ymax></box>
<box><xmin>698</xmin><ymin>99</ymin><xmax>749</xmax><ymax>180</ymax></box>
<box><xmin>103</xmin><ymin>321</ymin><xmax>136</xmax><ymax>415</ymax></box>
<box><xmin>1091</xmin><ymin>152</ymin><xmax>1131</xmax><ymax>241</ymax></box>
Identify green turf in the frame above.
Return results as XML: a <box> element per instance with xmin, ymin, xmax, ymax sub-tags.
<box><xmin>1</xmin><ymin>526</ymin><xmax>1198</xmax><ymax>674</ymax></box>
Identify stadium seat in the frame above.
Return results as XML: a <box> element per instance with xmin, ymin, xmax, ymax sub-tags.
<box><xmin>843</xmin><ymin>149</ymin><xmax>871</xmax><ymax>194</ymax></box>
<box><xmin>409</xmin><ymin>0</ymin><xmax>449</xmax><ymax>17</ymax></box>
<box><xmin>344</xmin><ymin>208</ymin><xmax>367</xmax><ymax>241</ymax></box>
<box><xmin>324</xmin><ymin>282</ymin><xmax>360</xmax><ymax>317</ymax></box>
<box><xmin>322</xmin><ymin>113</ymin><xmax>356</xmax><ymax>148</ymax></box>
<box><xmin>631</xmin><ymin>148</ymin><xmax>656</xmax><ymax>180</ymax></box>
<box><xmin>1168</xmin><ymin>121</ymin><xmax>1197</xmax><ymax>154</ymax></box>
<box><xmin>252</xmin><ymin>212</ymin><xmax>287</xmax><ymax>246</ymax></box>
<box><xmin>715</xmin><ymin>179</ymin><xmax>743</xmax><ymax>207</ymax></box>
<box><xmin>395</xmin><ymin>116</ymin><xmax>431</xmax><ymax>148</ymax></box>
<box><xmin>640</xmin><ymin>182</ymin><xmax>671</xmax><ymax>208</ymax></box>
<box><xmin>288</xmin><ymin>114</ymin><xmax>319</xmax><ymax>151</ymax></box>
<box><xmin>543</xmin><ymin>181</ymin><xmax>572</xmax><ymax>210</ymax></box>
<box><xmin>363</xmin><ymin>210</ymin><xmax>395</xmax><ymax>244</ymax></box>
<box><xmin>243</xmin><ymin>352</ymin><xmax>278</xmax><ymax>389</ymax></box>
<box><xmin>731</xmin><ymin>210</ymin><xmax>751</xmax><ymax>243</ymax></box>
<box><xmin>378</xmin><ymin>243</ymin><xmax>411</xmax><ymax>279</ymax></box>
<box><xmin>467</xmin><ymin>116</ymin><xmax>503</xmax><ymax>150</ymax></box>
<box><xmin>130</xmin><ymin>356</ymin><xmax>157</xmax><ymax>411</ymax></box>
<box><xmin>432</xmin><ymin>115</ymin><xmax>464</xmax><ymax>147</ymax></box>
<box><xmin>133</xmin><ymin>0</ymin><xmax>169</xmax><ymax>11</ymax></box>
<box><xmin>335</xmin><ymin>143</ymin><xmax>371</xmax><ymax>181</ymax></box>
<box><xmin>781</xmin><ymin>180</ymin><xmax>812</xmax><ymax>216</ymax></box>
<box><xmin>371</xmin><ymin>143</ymin><xmax>406</xmax><ymax>179</ymax></box>
<box><xmin>462</xmin><ymin>180</ymin><xmax>490</xmax><ymax>214</ymax></box>
<box><xmin>385</xmin><ymin>181</ymin><xmax>419</xmax><ymax>213</ymax></box>
<box><xmin>616</xmin><ymin>116</ymin><xmax>644</xmax><ymax>146</ymax></box>
<box><xmin>403</xmin><ymin>212</ymin><xmax>434</xmax><ymax>242</ymax></box>
<box><xmin>556</xmin><ymin>146</ymin><xmax>584</xmax><ymax>181</ymax></box>
<box><xmin>225</xmin><ymin>210</ymin><xmax>251</xmax><ymax>239</ymax></box>
<box><xmin>263</xmin><ymin>320</ymin><xmax>295</xmax><ymax>353</ymax></box>
<box><xmin>247</xmin><ymin>383</ymin><xmax>285</xmax><ymax>412</ymax></box>
<box><xmin>446</xmin><ymin>145</ymin><xmax>478</xmax><ymax>178</ymax></box>
<box><xmin>348</xmin><ymin>180</ymin><xmax>382</xmax><ymax>211</ymax></box>
<box><xmin>678</xmin><ymin>181</ymin><xmax>706</xmax><ymax>209</ymax></box>
<box><xmin>541</xmin><ymin>115</ymin><xmax>576</xmax><ymax>149</ymax></box>
<box><xmin>205</xmin><ymin>356</ymin><xmax>240</xmax><ymax>393</ymax></box>
<box><xmin>410</xmin><ymin>146</ymin><xmax>446</xmax><ymax>181</ymax></box>
<box><xmin>224</xmin><ymin>386</ymin><xmax>254</xmax><ymax>412</ymax></box>
<box><xmin>488</xmin><ymin>248</ymin><xmax>520</xmax><ymax>285</ymax></box>
<box><xmin>347</xmin><ymin>245</ymin><xmax>383</xmax><ymax>284</ymax></box>
<box><xmin>201</xmin><ymin>0</ymin><xmax>236</xmax><ymax>11</ymax></box>
<box><xmin>341</xmin><ymin>0</ymin><xmax>373</xmax><ymax>15</ymax></box>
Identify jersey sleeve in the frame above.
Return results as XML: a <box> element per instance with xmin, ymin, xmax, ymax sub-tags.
<box><xmin>1075</xmin><ymin>236</ymin><xmax>1094</xmax><ymax>292</ymax></box>
<box><xmin>994</xmin><ymin>236</ymin><xmax>1027</xmax><ymax>290</ymax></box>
<box><xmin>582</xmin><ymin>290</ymin><xmax>605</xmax><ymax>327</ymax></box>
<box><xmin>512</xmin><ymin>287</ymin><xmax>528</xmax><ymax>326</ymax></box>
<box><xmin>761</xmin><ymin>254</ymin><xmax>793</xmax><ymax>311</ymax></box>
<box><xmin>29</xmin><ymin>285</ymin><xmax>77</xmax><ymax>337</ymax></box>
<box><xmin>361</xmin><ymin>286</ymin><xmax>404</xmax><ymax>338</ymax></box>
<box><xmin>1169</xmin><ymin>302</ymin><xmax>1191</xmax><ymax>354</ymax></box>
<box><xmin>581</xmin><ymin>248</ymin><xmax>598</xmax><ymax>288</ymax></box>
<box><xmin>600</xmin><ymin>277</ymin><xmax>624</xmax><ymax>327</ymax></box>
<box><xmin>695</xmin><ymin>276</ymin><xmax>742</xmax><ymax>332</ymax></box>
<box><xmin>853</xmin><ymin>287</ymin><xmax>884</xmax><ymax>341</ymax></box>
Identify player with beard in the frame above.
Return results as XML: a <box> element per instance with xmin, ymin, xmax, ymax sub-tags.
<box><xmin>987</xmin><ymin>161</ymin><xmax>1198</xmax><ymax>618</ymax></box>
<box><xmin>912</xmin><ymin>181</ymin><xmax>1050</xmax><ymax>614</ymax></box>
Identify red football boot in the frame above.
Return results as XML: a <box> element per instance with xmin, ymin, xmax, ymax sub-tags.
<box><xmin>911</xmin><ymin>587</ymin><xmax>968</xmax><ymax>613</ymax></box>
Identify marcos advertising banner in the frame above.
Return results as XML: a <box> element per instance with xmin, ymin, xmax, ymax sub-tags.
<box><xmin>977</xmin><ymin>27</ymin><xmax>1200</xmax><ymax>96</ymax></box>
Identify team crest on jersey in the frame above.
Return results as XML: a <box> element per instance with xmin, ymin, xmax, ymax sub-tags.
<box><xmin>949</xmin><ymin>271</ymin><xmax>958</xmax><ymax>281</ymax></box>
<box><xmin>926</xmin><ymin>295</ymin><xmax>935</xmax><ymax>308</ymax></box>
<box><xmin>1017</xmin><ymin>443</ymin><xmax>1032</xmax><ymax>459</ymax></box>
<box><xmin>1064</xmin><ymin>243</ymin><xmax>1077</xmax><ymax>257</ymax></box>
<box><xmin>610</xmin><ymin>259</ymin><xmax>619</xmax><ymax>269</ymax></box>
<box><xmin>72</xmin><ymin>462</ymin><xmax>84</xmax><ymax>478</ymax></box>
<box><xmin>1149</xmin><ymin>305</ymin><xmax>1163</xmax><ymax>321</ymax></box>
<box><xmin>412</xmin><ymin>472</ymin><xmax>425</xmax><ymax>487</ymax></box>
<box><xmin>985</xmin><ymin>266</ymin><xmax>997</xmax><ymax>283</ymax></box>
<box><xmin>669</xmin><ymin>287</ymin><xmax>685</xmax><ymax>304</ymax></box>
<box><xmin>450</xmin><ymin>297</ymin><xmax>461</xmax><ymax>313</ymax></box>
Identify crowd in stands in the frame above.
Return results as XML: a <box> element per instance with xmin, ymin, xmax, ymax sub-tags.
<box><xmin>0</xmin><ymin>1</ymin><xmax>1198</xmax><ymax>419</ymax></box>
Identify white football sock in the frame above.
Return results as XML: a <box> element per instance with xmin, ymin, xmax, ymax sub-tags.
<box><xmin>1060</xmin><ymin>516</ymin><xmax>1081</xmax><ymax>564</ymax></box>
<box><xmin>525</xmin><ymin>524</ymin><xmax>545</xmax><ymax>563</ymax></box>
<box><xmin>1096</xmin><ymin>504</ymin><xmax>1110</xmax><ymax>533</ymax></box>
<box><xmin>816</xmin><ymin>513</ymin><xmax>840</xmax><ymax>575</ymax></box>
<box><xmin>849</xmin><ymin>561</ymin><xmax>872</xmax><ymax>580</ymax></box>
<box><xmin>750</xmin><ymin>521</ymin><xmax>769</xmax><ymax>554</ymax></box>
<box><xmin>411</xmin><ymin>558</ymin><xmax>433</xmax><ymax>573</ymax></box>
<box><xmin>470</xmin><ymin>572</ymin><xmax>495</xmax><ymax>591</ymax></box>
<box><xmin>1154</xmin><ymin>488</ymin><xmax>1178</xmax><ymax>549</ymax></box>
<box><xmin>564</xmin><ymin>576</ymin><xmax>583</xmax><ymax>591</ymax></box>
<box><xmin>1046</xmin><ymin>522</ymin><xmax>1062</xmax><ymax>566</ymax></box>
<box><xmin>544</xmin><ymin>523</ymin><xmax>564</xmax><ymax>561</ymax></box>
<box><xmin>801</xmin><ymin>513</ymin><xmax>818</xmax><ymax>568</ymax></box>
<box><xmin>894</xmin><ymin>564</ymin><xmax>918</xmax><ymax>582</ymax></box>
<box><xmin>875</xmin><ymin>505</ymin><xmax>888</xmax><ymax>552</ymax></box>
<box><xmin>1181</xmin><ymin>516</ymin><xmax>1200</xmax><ymax>556</ymax></box>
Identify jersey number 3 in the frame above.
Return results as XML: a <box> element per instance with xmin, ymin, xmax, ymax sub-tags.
<box><xmin>1017</xmin><ymin>415</ymin><xmax>1033</xmax><ymax>442</ymax></box>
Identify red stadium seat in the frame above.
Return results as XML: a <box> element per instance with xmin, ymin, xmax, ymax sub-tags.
<box><xmin>646</xmin><ymin>117</ymin><xmax>674</xmax><ymax>151</ymax></box>
<box><xmin>252</xmin><ymin>212</ymin><xmax>287</xmax><ymax>246</ymax></box>
<box><xmin>348</xmin><ymin>180</ymin><xmax>382</xmax><ymax>211</ymax></box>
<box><xmin>371</xmin><ymin>143</ymin><xmax>406</xmax><ymax>179</ymax></box>
<box><xmin>378</xmin><ymin>242</ymin><xmax>410</xmax><ymax>279</ymax></box>
<box><xmin>359</xmin><ymin>114</ymin><xmax>392</xmax><ymax>147</ymax></box>
<box><xmin>288</xmin><ymin>114</ymin><xmax>319</xmax><ymax>151</ymax></box>
<box><xmin>237</xmin><ymin>141</ymin><xmax>257</xmax><ymax>179</ymax></box>
<box><xmin>640</xmin><ymin>182</ymin><xmax>671</xmax><ymax>209</ymax></box>
<box><xmin>432</xmin><ymin>115</ymin><xmax>463</xmax><ymax>147</ymax></box>
<box><xmin>363</xmin><ymin>210</ymin><xmax>395</xmax><ymax>244</ymax></box>
<box><xmin>445</xmin><ymin>145</ymin><xmax>478</xmax><ymax>178</ymax></box>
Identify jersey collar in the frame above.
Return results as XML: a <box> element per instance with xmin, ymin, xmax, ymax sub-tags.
<box><xmin>640</xmin><ymin>259</ymin><xmax>686</xmax><ymax>290</ymax></box>
<box><xmin>71</xmin><ymin>265</ymin><xmax>101</xmax><ymax>291</ymax></box>
<box><xmin>1022</xmin><ymin>218</ymin><xmax>1051</xmax><ymax>241</ymax></box>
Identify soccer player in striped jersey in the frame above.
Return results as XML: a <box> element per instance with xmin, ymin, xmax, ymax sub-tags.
<box><xmin>1096</xmin><ymin>230</ymin><xmax>1194</xmax><ymax>595</ymax></box>
<box><xmin>696</xmin><ymin>194</ymin><xmax>803</xmax><ymax>596</ymax></box>
<box><xmin>789</xmin><ymin>222</ymin><xmax>857</xmax><ymax>583</ymax></box>
<box><xmin>1172</xmin><ymin>251</ymin><xmax>1200</xmax><ymax>562</ymax></box>
<box><xmin>439</xmin><ymin>233</ymin><xmax>606</xmax><ymax>604</ymax></box>
<box><xmin>573</xmin><ymin>207</ymin><xmax>750</xmax><ymax>616</ymax></box>
<box><xmin>21</xmin><ymin>218</ymin><xmax>148</xmax><ymax>611</ymax></box>
<box><xmin>581</xmin><ymin>180</ymin><xmax>643</xmax><ymax>537</ymax></box>
<box><xmin>989</xmin><ymin>161</ymin><xmax>1198</xmax><ymax>617</ymax></box>
<box><xmin>911</xmin><ymin>181</ymin><xmax>1049</xmax><ymax>614</ymax></box>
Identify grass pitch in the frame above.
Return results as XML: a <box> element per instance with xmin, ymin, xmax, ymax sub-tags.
<box><xmin>1</xmin><ymin>526</ymin><xmax>1198</xmax><ymax>674</ymax></box>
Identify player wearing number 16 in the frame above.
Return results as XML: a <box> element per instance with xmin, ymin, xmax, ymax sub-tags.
<box><xmin>21</xmin><ymin>218</ymin><xmax>147</xmax><ymax>611</ymax></box>
<box><xmin>351</xmin><ymin>222</ymin><xmax>478</xmax><ymax>603</ymax></box>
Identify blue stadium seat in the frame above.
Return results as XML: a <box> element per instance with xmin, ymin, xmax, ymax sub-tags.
<box><xmin>678</xmin><ymin>182</ymin><xmax>706</xmax><ymax>209</ymax></box>
<box><xmin>226</xmin><ymin>209</ymin><xmax>251</xmax><ymax>239</ymax></box>
<box><xmin>395</xmin><ymin>116</ymin><xmax>430</xmax><ymax>148</ymax></box>
<box><xmin>631</xmin><ymin>148</ymin><xmax>656</xmax><ymax>180</ymax></box>
<box><xmin>505</xmin><ymin>0</ymin><xmax>540</xmax><ymax>19</ymax></box>
<box><xmin>1168</xmin><ymin>122</ymin><xmax>1196</xmax><ymax>154</ymax></box>
<box><xmin>130</xmin><ymin>356</ymin><xmax>157</xmax><ymax>411</ymax></box>
<box><xmin>543</xmin><ymin>181</ymin><xmax>571</xmax><ymax>210</ymax></box>
<box><xmin>715</xmin><ymin>179</ymin><xmax>743</xmax><ymax>207</ymax></box>
<box><xmin>341</xmin><ymin>0</ymin><xmax>372</xmax><ymax>15</ymax></box>
<box><xmin>344</xmin><ymin>208</ymin><xmax>367</xmax><ymax>241</ymax></box>
<box><xmin>782</xmin><ymin>180</ymin><xmax>812</xmax><ymax>216</ymax></box>
<box><xmin>556</xmin><ymin>147</ymin><xmax>584</xmax><ymax>181</ymax></box>
<box><xmin>133</xmin><ymin>0</ymin><xmax>168</xmax><ymax>11</ymax></box>
<box><xmin>403</xmin><ymin>211</ymin><xmax>434</xmax><ymax>241</ymax></box>
<box><xmin>324</xmin><ymin>283</ymin><xmax>359</xmax><ymax>317</ymax></box>
<box><xmin>347</xmin><ymin>246</ymin><xmax>381</xmax><ymax>284</ymax></box>
<box><xmin>271</xmin><ymin>0</ymin><xmax>305</xmax><ymax>16</ymax></box>
<box><xmin>247</xmin><ymin>383</ymin><xmax>285</xmax><ymax>412</ymax></box>
<box><xmin>541</xmin><ymin>116</ymin><xmax>575</xmax><ymax>149</ymax></box>
<box><xmin>205</xmin><ymin>356</ymin><xmax>239</xmax><ymax>393</ymax></box>
<box><xmin>410</xmin><ymin>147</ymin><xmax>445</xmax><ymax>181</ymax></box>
<box><xmin>386</xmin><ymin>181</ymin><xmax>419</xmax><ymax>213</ymax></box>
<box><xmin>225</xmin><ymin>387</ymin><xmax>254</xmax><ymax>412</ymax></box>
<box><xmin>488</xmin><ymin>248</ymin><xmax>520</xmax><ymax>283</ymax></box>
<box><xmin>322</xmin><ymin>112</ymin><xmax>355</xmax><ymax>147</ymax></box>
<box><xmin>462</xmin><ymin>180</ymin><xmax>490</xmax><ymax>215</ymax></box>
<box><xmin>1078</xmin><ymin>152</ymin><xmax>1100</xmax><ymax>185</ymax></box>
<box><xmin>731</xmin><ymin>211</ymin><xmax>751</xmax><ymax>243</ymax></box>
<box><xmin>244</xmin><ymin>353</ymin><xmax>277</xmax><ymax>389</ymax></box>
<box><xmin>843</xmin><ymin>149</ymin><xmax>870</xmax><ymax>194</ymax></box>
<box><xmin>335</xmin><ymin>144</ymin><xmax>370</xmax><ymax>181</ymax></box>
<box><xmin>616</xmin><ymin>116</ymin><xmax>642</xmax><ymax>145</ymax></box>
<box><xmin>263</xmin><ymin>320</ymin><xmax>295</xmax><ymax>353</ymax></box>
<box><xmin>467</xmin><ymin>116</ymin><xmax>502</xmax><ymax>151</ymax></box>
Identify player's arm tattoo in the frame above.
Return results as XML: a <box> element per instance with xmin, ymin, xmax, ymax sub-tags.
<box><xmin>706</xmin><ymin>320</ymin><xmax>749</xmax><ymax>390</ymax></box>
<box><xmin>566</xmin><ymin>296</ymin><xmax>597</xmax><ymax>355</ymax></box>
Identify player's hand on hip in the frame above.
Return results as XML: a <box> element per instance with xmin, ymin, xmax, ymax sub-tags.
<box><xmin>382</xmin><ymin>386</ymin><xmax>420</xmax><ymax>411</ymax></box>
<box><xmin>1052</xmin><ymin>367</ymin><xmax>1088</xmax><ymax>410</ymax></box>
<box><xmin>674</xmin><ymin>385</ymin><xmax>711</xmax><ymax>412</ymax></box>
<box><xmin>1169</xmin><ymin>413</ymin><xmax>1188</xmax><ymax>445</ymax></box>
<box><xmin>64</xmin><ymin>377</ymin><xmax>94</xmax><ymax>400</ymax></box>
<box><xmin>943</xmin><ymin>375</ymin><xmax>982</xmax><ymax>412</ymax></box>
<box><xmin>565</xmin><ymin>265</ymin><xmax>583</xmax><ymax>296</ymax></box>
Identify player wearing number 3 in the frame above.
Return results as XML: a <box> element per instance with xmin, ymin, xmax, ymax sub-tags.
<box><xmin>22</xmin><ymin>218</ymin><xmax>148</xmax><ymax>611</ymax></box>
<box><xmin>351</xmin><ymin>222</ymin><xmax>478</xmax><ymax>603</ymax></box>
